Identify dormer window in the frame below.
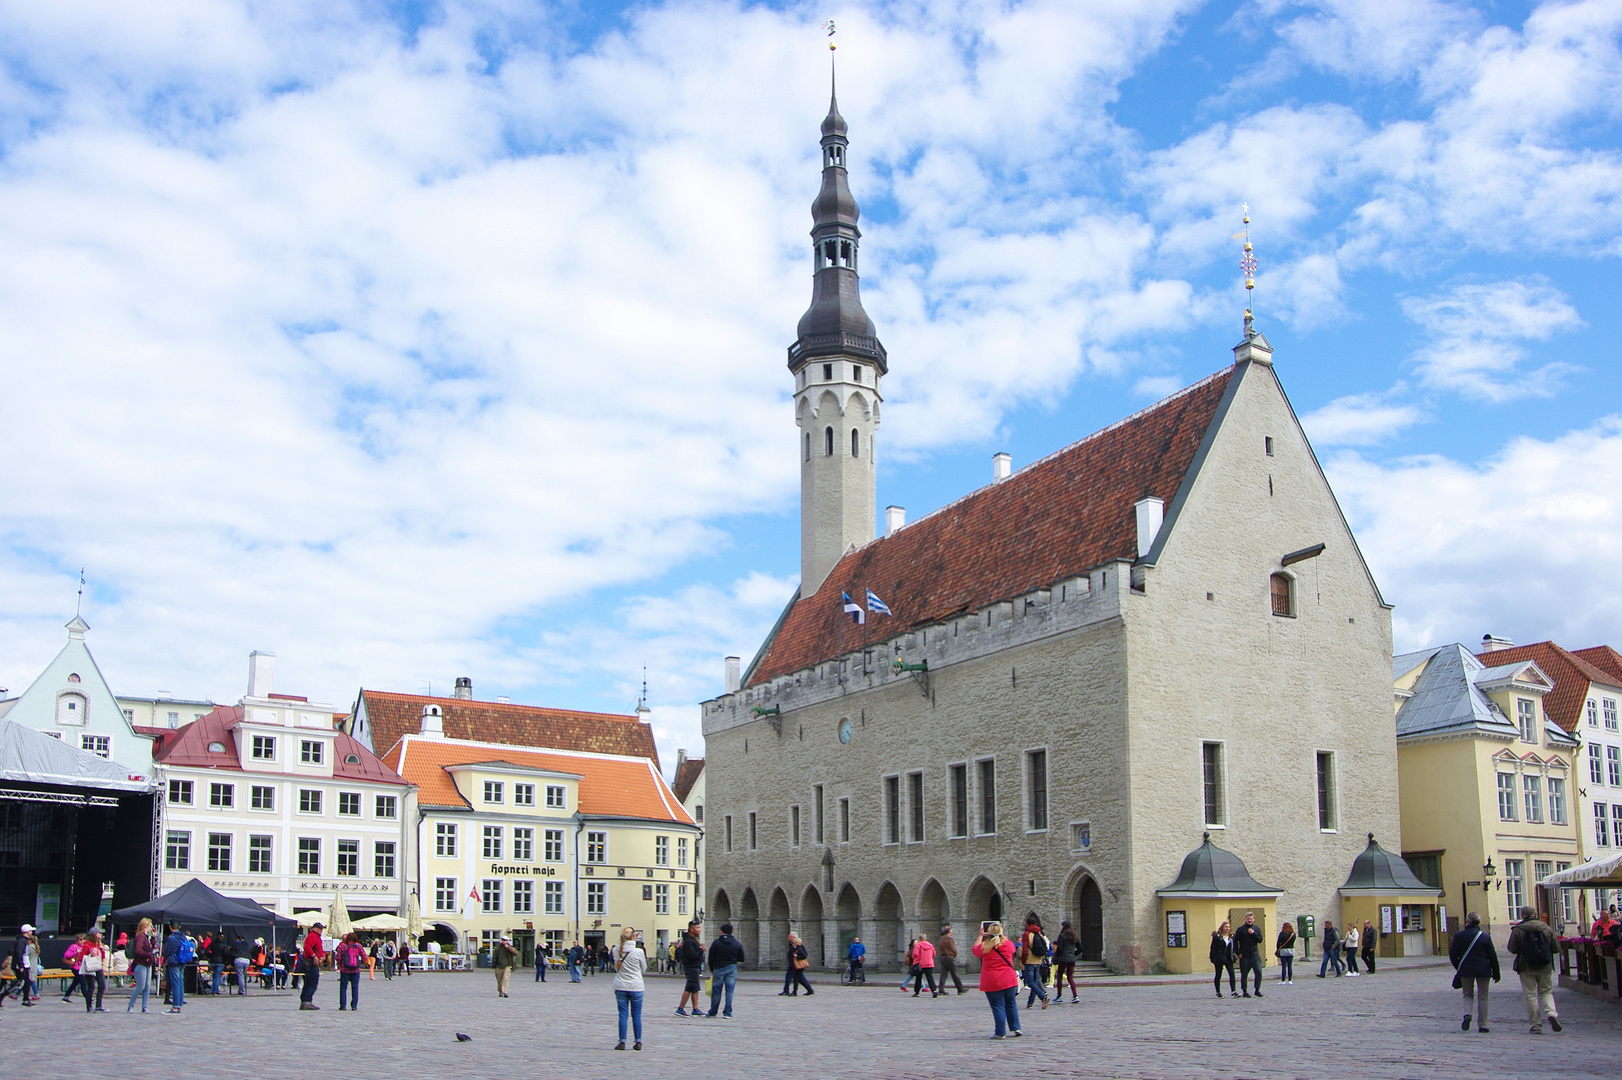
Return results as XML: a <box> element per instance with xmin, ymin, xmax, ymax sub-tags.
<box><xmin>1516</xmin><ymin>698</ymin><xmax>1537</xmax><ymax>743</ymax></box>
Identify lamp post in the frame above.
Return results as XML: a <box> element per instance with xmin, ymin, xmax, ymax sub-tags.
<box><xmin>1482</xmin><ymin>859</ymin><xmax>1497</xmax><ymax>926</ymax></box>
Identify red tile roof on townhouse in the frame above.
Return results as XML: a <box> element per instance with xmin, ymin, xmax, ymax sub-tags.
<box><xmin>383</xmin><ymin>736</ymin><xmax>693</xmax><ymax>824</ymax></box>
<box><xmin>672</xmin><ymin>756</ymin><xmax>704</xmax><ymax>804</ymax></box>
<box><xmin>154</xmin><ymin>705</ymin><xmax>409</xmax><ymax>784</ymax></box>
<box><xmin>359</xmin><ymin>690</ymin><xmax>659</xmax><ymax>769</ymax></box>
<box><xmin>746</xmin><ymin>365</ymin><xmax>1236</xmax><ymax>687</ymax></box>
<box><xmin>1573</xmin><ymin>646</ymin><xmax>1622</xmax><ymax>686</ymax></box>
<box><xmin>1475</xmin><ymin>642</ymin><xmax>1622</xmax><ymax>733</ymax></box>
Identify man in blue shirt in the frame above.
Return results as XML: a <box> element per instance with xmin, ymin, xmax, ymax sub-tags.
<box><xmin>162</xmin><ymin>925</ymin><xmax>189</xmax><ymax>1014</ymax></box>
<box><xmin>847</xmin><ymin>937</ymin><xmax>865</xmax><ymax>983</ymax></box>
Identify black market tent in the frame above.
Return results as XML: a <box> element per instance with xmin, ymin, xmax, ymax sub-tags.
<box><xmin>110</xmin><ymin>878</ymin><xmax>298</xmax><ymax>947</ymax></box>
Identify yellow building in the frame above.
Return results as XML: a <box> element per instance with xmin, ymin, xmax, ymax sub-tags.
<box><xmin>384</xmin><ymin>711</ymin><xmax>699</xmax><ymax>966</ymax></box>
<box><xmin>1156</xmin><ymin>834</ymin><xmax>1281</xmax><ymax>976</ymax></box>
<box><xmin>1394</xmin><ymin>644</ymin><xmax>1581</xmax><ymax>945</ymax></box>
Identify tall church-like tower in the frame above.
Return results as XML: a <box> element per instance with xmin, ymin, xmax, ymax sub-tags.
<box><xmin>791</xmin><ymin>76</ymin><xmax>885</xmax><ymax>596</ymax></box>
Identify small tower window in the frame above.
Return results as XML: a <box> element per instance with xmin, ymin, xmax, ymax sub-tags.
<box><xmin>851</xmin><ymin>429</ymin><xmax>860</xmax><ymax>457</ymax></box>
<box><xmin>1270</xmin><ymin>573</ymin><xmax>1294</xmax><ymax>617</ymax></box>
<box><xmin>823</xmin><ymin>364</ymin><xmax>833</xmax><ymax>381</ymax></box>
<box><xmin>804</xmin><ymin>433</ymin><xmax>811</xmax><ymax>462</ymax></box>
<box><xmin>1265</xmin><ymin>436</ymin><xmax>1274</xmax><ymax>456</ymax></box>
<box><xmin>825</xmin><ymin>426</ymin><xmax>834</xmax><ymax>456</ymax></box>
<box><xmin>853</xmin><ymin>366</ymin><xmax>862</xmax><ymax>383</ymax></box>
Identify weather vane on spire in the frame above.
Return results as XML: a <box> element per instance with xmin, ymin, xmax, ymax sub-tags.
<box><xmin>822</xmin><ymin>19</ymin><xmax>836</xmax><ymax>48</ymax></box>
<box><xmin>1238</xmin><ymin>203</ymin><xmax>1258</xmax><ymax>338</ymax></box>
<box><xmin>76</xmin><ymin>568</ymin><xmax>85</xmax><ymax>617</ymax></box>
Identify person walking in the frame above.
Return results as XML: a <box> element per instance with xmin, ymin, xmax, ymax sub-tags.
<box><xmin>1019</xmin><ymin>920</ymin><xmax>1050</xmax><ymax>1009</ymax></box>
<box><xmin>79</xmin><ymin>930</ymin><xmax>108</xmax><ymax>1013</ymax></box>
<box><xmin>780</xmin><ymin>933</ymin><xmax>813</xmax><ymax>996</ymax></box>
<box><xmin>1317</xmin><ymin>920</ymin><xmax>1343</xmax><ymax>977</ymax></box>
<box><xmin>1508</xmin><ymin>905</ymin><xmax>1562</xmax><ymax>1035</ymax></box>
<box><xmin>2</xmin><ymin>925</ymin><xmax>32</xmax><ymax>1007</ymax></box>
<box><xmin>62</xmin><ymin>932</ymin><xmax>87</xmax><ymax>1003</ymax></box>
<box><xmin>1342</xmin><ymin>921</ymin><xmax>1361</xmax><ymax>975</ymax></box>
<box><xmin>125</xmin><ymin>920</ymin><xmax>155</xmax><ymax>1013</ymax></box>
<box><xmin>162</xmin><ymin>924</ymin><xmax>188</xmax><ymax>1015</ymax></box>
<box><xmin>911</xmin><ymin>932</ymin><xmax>941</xmax><ymax>997</ymax></box>
<box><xmin>901</xmin><ymin>936</ymin><xmax>919</xmax><ymax>994</ymax></box>
<box><xmin>705</xmin><ymin>922</ymin><xmax>745</xmax><ymax>1018</ymax></box>
<box><xmin>937</xmin><ymin>926</ymin><xmax>966</xmax><ymax>996</ymax></box>
<box><xmin>610</xmin><ymin>928</ymin><xmax>646</xmax><ymax>1051</ymax></box>
<box><xmin>233</xmin><ymin>936</ymin><xmax>253</xmax><ymax>995</ymax></box>
<box><xmin>490</xmin><ymin>934</ymin><xmax>518</xmax><ymax>998</ymax></box>
<box><xmin>1051</xmin><ymin>922</ymin><xmax>1080</xmax><ymax>1004</ymax></box>
<box><xmin>1449</xmin><ymin>910</ymin><xmax>1500</xmax><ymax>1032</ymax></box>
<box><xmin>381</xmin><ymin>939</ymin><xmax>396</xmax><ymax>980</ymax></box>
<box><xmin>846</xmin><ymin>936</ymin><xmax>865</xmax><ymax>984</ymax></box>
<box><xmin>675</xmin><ymin>920</ymin><xmax>706</xmax><ymax>1016</ymax></box>
<box><xmin>335</xmin><ymin>932</ymin><xmax>365</xmax><ymax>1011</ymax></box>
<box><xmin>297</xmin><ymin>921</ymin><xmax>326</xmax><ymax>1011</ymax></box>
<box><xmin>973</xmin><ymin>922</ymin><xmax>1022</xmax><ymax>1039</ymax></box>
<box><xmin>398</xmin><ymin>940</ymin><xmax>411</xmax><ymax>976</ymax></box>
<box><xmin>1360</xmin><ymin>920</ymin><xmax>1377</xmax><ymax>975</ymax></box>
<box><xmin>1275</xmin><ymin>922</ymin><xmax>1296</xmax><ymax>985</ymax></box>
<box><xmin>1233</xmin><ymin>913</ymin><xmax>1264</xmax><ymax>998</ymax></box>
<box><xmin>1210</xmin><ymin>921</ymin><xmax>1238</xmax><ymax>998</ymax></box>
<box><xmin>534</xmin><ymin>940</ymin><xmax>548</xmax><ymax>982</ymax></box>
<box><xmin>568</xmin><ymin>941</ymin><xmax>584</xmax><ymax>982</ymax></box>
<box><xmin>23</xmin><ymin>928</ymin><xmax>40</xmax><ymax>1006</ymax></box>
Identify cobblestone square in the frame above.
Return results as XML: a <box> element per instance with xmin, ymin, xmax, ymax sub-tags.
<box><xmin>16</xmin><ymin>961</ymin><xmax>1618</xmax><ymax>1079</ymax></box>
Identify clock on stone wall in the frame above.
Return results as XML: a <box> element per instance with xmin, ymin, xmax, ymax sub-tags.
<box><xmin>838</xmin><ymin>719</ymin><xmax>852</xmax><ymax>744</ymax></box>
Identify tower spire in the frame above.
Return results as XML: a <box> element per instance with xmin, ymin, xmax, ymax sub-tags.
<box><xmin>1239</xmin><ymin>204</ymin><xmax>1258</xmax><ymax>339</ymax></box>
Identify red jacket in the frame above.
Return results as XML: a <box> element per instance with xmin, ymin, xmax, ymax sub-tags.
<box><xmin>301</xmin><ymin>930</ymin><xmax>326</xmax><ymax>963</ymax></box>
<box><xmin>972</xmin><ymin>938</ymin><xmax>1019</xmax><ymax>992</ymax></box>
<box><xmin>911</xmin><ymin>940</ymin><xmax>937</xmax><ymax>968</ymax></box>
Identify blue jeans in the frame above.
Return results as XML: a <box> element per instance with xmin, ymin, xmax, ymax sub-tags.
<box><xmin>165</xmin><ymin>965</ymin><xmax>185</xmax><ymax>1009</ymax></box>
<box><xmin>985</xmin><ymin>985</ymin><xmax>1020</xmax><ymax>1036</ymax></box>
<box><xmin>615</xmin><ymin>989</ymin><xmax>644</xmax><ymax>1042</ymax></box>
<box><xmin>707</xmin><ymin>964</ymin><xmax>737</xmax><ymax>1016</ymax></box>
<box><xmin>569</xmin><ymin>960</ymin><xmax>581</xmax><ymax>982</ymax></box>
<box><xmin>126</xmin><ymin>965</ymin><xmax>150</xmax><ymax>1011</ymax></box>
<box><xmin>1022</xmin><ymin>963</ymin><xmax>1048</xmax><ymax>1005</ymax></box>
<box><xmin>536</xmin><ymin>959</ymin><xmax>546</xmax><ymax>981</ymax></box>
<box><xmin>210</xmin><ymin>964</ymin><xmax>223</xmax><ymax>995</ymax></box>
<box><xmin>339</xmin><ymin>972</ymin><xmax>359</xmax><ymax>1008</ymax></box>
<box><xmin>1319</xmin><ymin>946</ymin><xmax>1343</xmax><ymax>977</ymax></box>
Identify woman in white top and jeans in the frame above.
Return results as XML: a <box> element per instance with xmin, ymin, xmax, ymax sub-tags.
<box><xmin>611</xmin><ymin>927</ymin><xmax>648</xmax><ymax>1051</ymax></box>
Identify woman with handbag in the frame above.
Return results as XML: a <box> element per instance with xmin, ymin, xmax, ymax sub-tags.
<box><xmin>1210</xmin><ymin>921</ymin><xmax>1238</xmax><ymax>998</ymax></box>
<box><xmin>972</xmin><ymin>923</ymin><xmax>1022</xmax><ymax>1038</ymax></box>
<box><xmin>780</xmin><ymin>933</ymin><xmax>813</xmax><ymax>996</ymax></box>
<box><xmin>1449</xmin><ymin>910</ymin><xmax>1501</xmax><ymax>1032</ymax></box>
<box><xmin>910</xmin><ymin>932</ymin><xmax>940</xmax><ymax>998</ymax></box>
<box><xmin>1275</xmin><ymin>922</ymin><xmax>1296</xmax><ymax>985</ymax></box>
<box><xmin>79</xmin><ymin>930</ymin><xmax>109</xmax><ymax>1012</ymax></box>
<box><xmin>126</xmin><ymin>918</ymin><xmax>156</xmax><ymax>1013</ymax></box>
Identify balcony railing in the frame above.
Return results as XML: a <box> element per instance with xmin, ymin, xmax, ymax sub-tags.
<box><xmin>787</xmin><ymin>332</ymin><xmax>888</xmax><ymax>368</ymax></box>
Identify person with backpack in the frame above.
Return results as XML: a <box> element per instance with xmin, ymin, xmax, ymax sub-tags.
<box><xmin>335</xmin><ymin>932</ymin><xmax>365</xmax><ymax>1010</ymax></box>
<box><xmin>973</xmin><ymin>922</ymin><xmax>1022</xmax><ymax>1039</ymax></box>
<box><xmin>1020</xmin><ymin>920</ymin><xmax>1050</xmax><ymax>1009</ymax></box>
<box><xmin>1449</xmin><ymin>910</ymin><xmax>1500</xmax><ymax>1032</ymax></box>
<box><xmin>163</xmin><ymin>924</ymin><xmax>192</xmax><ymax>1014</ymax></box>
<box><xmin>1508</xmin><ymin>905</ymin><xmax>1562</xmax><ymax>1035</ymax></box>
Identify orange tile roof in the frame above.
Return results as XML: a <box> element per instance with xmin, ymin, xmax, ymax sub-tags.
<box><xmin>360</xmin><ymin>690</ymin><xmax>657</xmax><ymax>769</ymax></box>
<box><xmin>672</xmin><ymin>757</ymin><xmax>704</xmax><ymax>804</ymax></box>
<box><xmin>154</xmin><ymin>705</ymin><xmax>409</xmax><ymax>784</ymax></box>
<box><xmin>747</xmin><ymin>365</ymin><xmax>1235</xmax><ymax>686</ymax></box>
<box><xmin>1573</xmin><ymin>646</ymin><xmax>1622</xmax><ymax>686</ymax></box>
<box><xmin>1474</xmin><ymin>642</ymin><xmax>1622</xmax><ymax>733</ymax></box>
<box><xmin>385</xmin><ymin>736</ymin><xmax>694</xmax><ymax>824</ymax></box>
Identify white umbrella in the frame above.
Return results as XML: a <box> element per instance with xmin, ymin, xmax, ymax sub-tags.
<box><xmin>294</xmin><ymin>910</ymin><xmax>325</xmax><ymax>927</ymax></box>
<box><xmin>328</xmin><ymin>891</ymin><xmax>352</xmax><ymax>938</ymax></box>
<box><xmin>406</xmin><ymin>893</ymin><xmax>423</xmax><ymax>939</ymax></box>
<box><xmin>351</xmin><ymin>913</ymin><xmax>410</xmax><ymax>931</ymax></box>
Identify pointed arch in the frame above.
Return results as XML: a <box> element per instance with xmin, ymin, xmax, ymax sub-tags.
<box><xmin>918</xmin><ymin>878</ymin><xmax>949</xmax><ymax>931</ymax></box>
<box><xmin>711</xmin><ymin>888</ymin><xmax>733</xmax><ymax>928</ymax></box>
<box><xmin>873</xmin><ymin>880</ymin><xmax>905</xmax><ymax>970</ymax></box>
<box><xmin>965</xmin><ymin>876</ymin><xmax>1003</xmax><ymax>925</ymax></box>
<box><xmin>738</xmin><ymin>888</ymin><xmax>761</xmax><ymax>970</ymax></box>
<box><xmin>800</xmin><ymin>885</ymin><xmax>826</xmax><ymax>968</ymax></box>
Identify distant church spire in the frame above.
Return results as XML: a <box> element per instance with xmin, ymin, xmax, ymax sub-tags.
<box><xmin>792</xmin><ymin>35</ymin><xmax>885</xmax><ymax>597</ymax></box>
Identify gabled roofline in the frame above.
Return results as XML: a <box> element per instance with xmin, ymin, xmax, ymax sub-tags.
<box><xmin>1139</xmin><ymin>363</ymin><xmax>1244</xmax><ymax>568</ymax></box>
<box><xmin>740</xmin><ymin>585</ymin><xmax>800</xmax><ymax>688</ymax></box>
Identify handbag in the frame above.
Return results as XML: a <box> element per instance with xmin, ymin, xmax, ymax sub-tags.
<box><xmin>1451</xmin><ymin>930</ymin><xmax>1484</xmax><ymax>990</ymax></box>
<box><xmin>793</xmin><ymin>957</ymin><xmax>810</xmax><ymax>970</ymax></box>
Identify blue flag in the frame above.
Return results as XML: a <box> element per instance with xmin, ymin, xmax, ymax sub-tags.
<box><xmin>866</xmin><ymin>589</ymin><xmax>892</xmax><ymax>616</ymax></box>
<box><xmin>841</xmin><ymin>592</ymin><xmax>865</xmax><ymax>625</ymax></box>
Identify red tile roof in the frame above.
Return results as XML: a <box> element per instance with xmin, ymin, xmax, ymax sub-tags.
<box><xmin>1474</xmin><ymin>642</ymin><xmax>1622</xmax><ymax>732</ymax></box>
<box><xmin>672</xmin><ymin>756</ymin><xmax>704</xmax><ymax>804</ymax></box>
<box><xmin>385</xmin><ymin>736</ymin><xmax>693</xmax><ymax>823</ymax></box>
<box><xmin>360</xmin><ymin>690</ymin><xmax>658</xmax><ymax>769</ymax></box>
<box><xmin>154</xmin><ymin>705</ymin><xmax>408</xmax><ymax>784</ymax></box>
<box><xmin>1573</xmin><ymin>646</ymin><xmax>1622</xmax><ymax>686</ymax></box>
<box><xmin>747</xmin><ymin>366</ymin><xmax>1236</xmax><ymax>686</ymax></box>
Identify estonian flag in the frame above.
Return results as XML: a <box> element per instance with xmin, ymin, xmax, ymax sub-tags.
<box><xmin>841</xmin><ymin>592</ymin><xmax>865</xmax><ymax>625</ymax></box>
<box><xmin>866</xmin><ymin>589</ymin><xmax>892</xmax><ymax>616</ymax></box>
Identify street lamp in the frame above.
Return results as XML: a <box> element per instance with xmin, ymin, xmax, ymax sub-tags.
<box><xmin>1483</xmin><ymin>859</ymin><xmax>1496</xmax><ymax>892</ymax></box>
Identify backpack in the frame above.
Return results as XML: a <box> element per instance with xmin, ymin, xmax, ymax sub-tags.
<box><xmin>1519</xmin><ymin>925</ymin><xmax>1552</xmax><ymax>970</ymax></box>
<box><xmin>1028</xmin><ymin>932</ymin><xmax>1048</xmax><ymax>958</ymax></box>
<box><xmin>176</xmin><ymin>937</ymin><xmax>196</xmax><ymax>964</ymax></box>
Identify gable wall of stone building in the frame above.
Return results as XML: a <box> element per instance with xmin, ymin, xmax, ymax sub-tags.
<box><xmin>1120</xmin><ymin>360</ymin><xmax>1399</xmax><ymax>970</ymax></box>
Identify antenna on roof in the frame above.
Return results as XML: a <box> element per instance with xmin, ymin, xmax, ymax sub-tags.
<box><xmin>639</xmin><ymin>665</ymin><xmax>649</xmax><ymax>710</ymax></box>
<box><xmin>76</xmin><ymin>568</ymin><xmax>85</xmax><ymax>617</ymax></box>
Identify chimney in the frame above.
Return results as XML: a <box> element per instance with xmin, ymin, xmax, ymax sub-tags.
<box><xmin>1134</xmin><ymin>497</ymin><xmax>1165</xmax><ymax>558</ymax></box>
<box><xmin>419</xmin><ymin>703</ymin><xmax>444</xmax><ymax>739</ymax></box>
<box><xmin>676</xmin><ymin>749</ymin><xmax>687</xmax><ymax>770</ymax></box>
<box><xmin>495</xmin><ymin>696</ymin><xmax>510</xmax><ymax>705</ymax></box>
<box><xmin>636</xmin><ymin>701</ymin><xmax>652</xmax><ymax>724</ymax></box>
<box><xmin>247</xmin><ymin>651</ymin><xmax>275</xmax><ymax>698</ymax></box>
<box><xmin>1482</xmin><ymin>634</ymin><xmax>1515</xmax><ymax>653</ymax></box>
<box><xmin>993</xmin><ymin>452</ymin><xmax>1012</xmax><ymax>482</ymax></box>
<box><xmin>453</xmin><ymin>676</ymin><xmax>472</xmax><ymax>700</ymax></box>
<box><xmin>885</xmin><ymin>506</ymin><xmax>906</xmax><ymax>537</ymax></box>
<box><xmin>724</xmin><ymin>656</ymin><xmax>741</xmax><ymax>694</ymax></box>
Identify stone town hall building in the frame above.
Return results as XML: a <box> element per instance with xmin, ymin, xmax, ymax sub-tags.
<box><xmin>701</xmin><ymin>86</ymin><xmax>1400</xmax><ymax>974</ymax></box>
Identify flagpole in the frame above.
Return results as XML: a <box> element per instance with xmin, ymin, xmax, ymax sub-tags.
<box><xmin>836</xmin><ymin>591</ymin><xmax>844</xmax><ymax>686</ymax></box>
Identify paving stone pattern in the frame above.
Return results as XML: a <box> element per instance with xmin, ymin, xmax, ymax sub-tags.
<box><xmin>13</xmin><ymin>963</ymin><xmax>1616</xmax><ymax>1079</ymax></box>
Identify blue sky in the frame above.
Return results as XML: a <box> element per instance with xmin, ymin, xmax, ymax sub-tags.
<box><xmin>1</xmin><ymin>0</ymin><xmax>1619</xmax><ymax>773</ymax></box>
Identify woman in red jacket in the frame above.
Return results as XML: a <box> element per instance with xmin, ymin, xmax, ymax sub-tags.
<box><xmin>972</xmin><ymin>923</ymin><xmax>1022</xmax><ymax>1039</ymax></box>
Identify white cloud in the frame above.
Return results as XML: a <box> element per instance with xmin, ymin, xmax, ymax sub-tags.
<box><xmin>1329</xmin><ymin>417</ymin><xmax>1622</xmax><ymax>652</ymax></box>
<box><xmin>1301</xmin><ymin>390</ymin><xmax>1424</xmax><ymax>446</ymax></box>
<box><xmin>1402</xmin><ymin>278</ymin><xmax>1583</xmax><ymax>400</ymax></box>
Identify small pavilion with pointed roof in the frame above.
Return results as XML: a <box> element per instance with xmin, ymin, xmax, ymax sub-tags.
<box><xmin>1337</xmin><ymin>833</ymin><xmax>1443</xmax><ymax>958</ymax></box>
<box><xmin>1156</xmin><ymin>833</ymin><xmax>1283</xmax><ymax>975</ymax></box>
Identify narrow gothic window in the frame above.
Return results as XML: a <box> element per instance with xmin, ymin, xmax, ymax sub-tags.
<box><xmin>851</xmin><ymin>428</ymin><xmax>860</xmax><ymax>457</ymax></box>
<box><xmin>825</xmin><ymin>426</ymin><xmax>834</xmax><ymax>456</ymax></box>
<box><xmin>823</xmin><ymin>363</ymin><xmax>833</xmax><ymax>381</ymax></box>
<box><xmin>804</xmin><ymin>432</ymin><xmax>811</xmax><ymax>462</ymax></box>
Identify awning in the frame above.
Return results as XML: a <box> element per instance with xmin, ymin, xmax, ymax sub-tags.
<box><xmin>0</xmin><ymin>718</ymin><xmax>153</xmax><ymax>793</ymax></box>
<box><xmin>1540</xmin><ymin>852</ymin><xmax>1622</xmax><ymax>888</ymax></box>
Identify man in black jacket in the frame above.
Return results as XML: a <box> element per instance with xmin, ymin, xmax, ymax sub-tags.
<box><xmin>1233</xmin><ymin>913</ymin><xmax>1265</xmax><ymax>998</ymax></box>
<box><xmin>705</xmin><ymin>923</ymin><xmax>746</xmax><ymax>1018</ymax></box>
<box><xmin>676</xmin><ymin>921</ymin><xmax>706</xmax><ymax>1016</ymax></box>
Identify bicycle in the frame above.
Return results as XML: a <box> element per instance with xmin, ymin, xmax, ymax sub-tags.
<box><xmin>839</xmin><ymin>960</ymin><xmax>866</xmax><ymax>986</ymax></box>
